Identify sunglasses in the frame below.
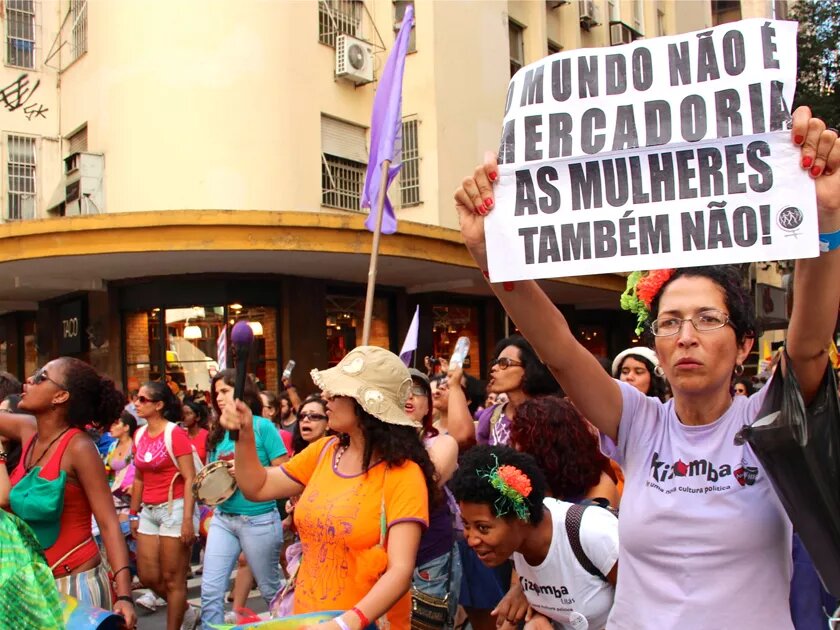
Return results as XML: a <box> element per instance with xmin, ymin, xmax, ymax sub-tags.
<box><xmin>489</xmin><ymin>357</ymin><xmax>524</xmax><ymax>371</ymax></box>
<box><xmin>31</xmin><ymin>368</ymin><xmax>65</xmax><ymax>389</ymax></box>
<box><xmin>299</xmin><ymin>412</ymin><xmax>328</xmax><ymax>421</ymax></box>
<box><xmin>136</xmin><ymin>395</ymin><xmax>160</xmax><ymax>404</ymax></box>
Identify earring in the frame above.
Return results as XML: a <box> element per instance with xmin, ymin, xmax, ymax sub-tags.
<box><xmin>733</xmin><ymin>364</ymin><xmax>744</xmax><ymax>376</ymax></box>
<box><xmin>654</xmin><ymin>365</ymin><xmax>665</xmax><ymax>378</ymax></box>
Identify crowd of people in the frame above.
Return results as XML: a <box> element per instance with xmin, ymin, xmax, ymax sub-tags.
<box><xmin>0</xmin><ymin>107</ymin><xmax>837</xmax><ymax>630</ymax></box>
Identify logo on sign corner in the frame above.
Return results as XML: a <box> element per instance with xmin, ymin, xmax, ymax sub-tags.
<box><xmin>776</xmin><ymin>206</ymin><xmax>804</xmax><ymax>238</ymax></box>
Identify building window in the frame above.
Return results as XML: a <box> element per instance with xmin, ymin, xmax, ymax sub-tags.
<box><xmin>509</xmin><ymin>20</ymin><xmax>525</xmax><ymax>77</ymax></box>
<box><xmin>607</xmin><ymin>0</ymin><xmax>619</xmax><ymax>23</ymax></box>
<box><xmin>321</xmin><ymin>115</ymin><xmax>368</xmax><ymax>213</ymax></box>
<box><xmin>319</xmin><ymin>0</ymin><xmax>362</xmax><ymax>48</ymax></box>
<box><xmin>6</xmin><ymin>135</ymin><xmax>36</xmax><ymax>221</ymax></box>
<box><xmin>711</xmin><ymin>0</ymin><xmax>741</xmax><ymax>26</ymax></box>
<box><xmin>124</xmin><ymin>305</ymin><xmax>279</xmax><ymax>394</ymax></box>
<box><xmin>394</xmin><ymin>1</ymin><xmax>416</xmax><ymax>52</ymax></box>
<box><xmin>70</xmin><ymin>0</ymin><xmax>87</xmax><ymax>61</ymax></box>
<box><xmin>6</xmin><ymin>0</ymin><xmax>35</xmax><ymax>69</ymax></box>
<box><xmin>547</xmin><ymin>39</ymin><xmax>562</xmax><ymax>56</ymax></box>
<box><xmin>657</xmin><ymin>8</ymin><xmax>666</xmax><ymax>36</ymax></box>
<box><xmin>632</xmin><ymin>0</ymin><xmax>644</xmax><ymax>34</ymax></box>
<box><xmin>67</xmin><ymin>125</ymin><xmax>88</xmax><ymax>155</ymax></box>
<box><xmin>400</xmin><ymin>117</ymin><xmax>420</xmax><ymax>206</ymax></box>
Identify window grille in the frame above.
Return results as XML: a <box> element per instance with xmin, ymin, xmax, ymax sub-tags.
<box><xmin>70</xmin><ymin>0</ymin><xmax>87</xmax><ymax>61</ymax></box>
<box><xmin>318</xmin><ymin>0</ymin><xmax>362</xmax><ymax>47</ymax></box>
<box><xmin>6</xmin><ymin>0</ymin><xmax>35</xmax><ymax>68</ymax></box>
<box><xmin>393</xmin><ymin>1</ymin><xmax>416</xmax><ymax>53</ymax></box>
<box><xmin>6</xmin><ymin>135</ymin><xmax>36</xmax><ymax>221</ymax></box>
<box><xmin>509</xmin><ymin>20</ymin><xmax>524</xmax><ymax>77</ymax></box>
<box><xmin>322</xmin><ymin>154</ymin><xmax>366</xmax><ymax>212</ymax></box>
<box><xmin>400</xmin><ymin>118</ymin><xmax>420</xmax><ymax>206</ymax></box>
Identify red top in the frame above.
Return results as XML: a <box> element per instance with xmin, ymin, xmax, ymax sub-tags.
<box><xmin>10</xmin><ymin>428</ymin><xmax>100</xmax><ymax>576</ymax></box>
<box><xmin>189</xmin><ymin>428</ymin><xmax>209</xmax><ymax>464</ymax></box>
<box><xmin>134</xmin><ymin>424</ymin><xmax>192</xmax><ymax>504</ymax></box>
<box><xmin>278</xmin><ymin>428</ymin><xmax>293</xmax><ymax>456</ymax></box>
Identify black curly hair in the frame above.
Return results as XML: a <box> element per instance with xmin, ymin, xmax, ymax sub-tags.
<box><xmin>492</xmin><ymin>335</ymin><xmax>562</xmax><ymax>397</ymax></box>
<box><xmin>59</xmin><ymin>357</ymin><xmax>126</xmax><ymax>430</ymax></box>
<box><xmin>450</xmin><ymin>445</ymin><xmax>547</xmax><ymax>525</ymax></box>
<box><xmin>183</xmin><ymin>399</ymin><xmax>209</xmax><ymax>429</ymax></box>
<box><xmin>339</xmin><ymin>400</ymin><xmax>439</xmax><ymax>508</ymax></box>
<box><xmin>649</xmin><ymin>266</ymin><xmax>758</xmax><ymax>345</ymax></box>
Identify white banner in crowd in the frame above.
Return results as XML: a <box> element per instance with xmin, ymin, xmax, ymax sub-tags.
<box><xmin>485</xmin><ymin>19</ymin><xmax>819</xmax><ymax>282</ymax></box>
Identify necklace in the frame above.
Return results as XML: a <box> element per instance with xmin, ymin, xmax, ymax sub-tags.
<box><xmin>25</xmin><ymin>427</ymin><xmax>72</xmax><ymax>471</ymax></box>
<box><xmin>333</xmin><ymin>444</ymin><xmax>348</xmax><ymax>470</ymax></box>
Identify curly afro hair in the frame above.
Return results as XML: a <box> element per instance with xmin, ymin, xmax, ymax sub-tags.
<box><xmin>510</xmin><ymin>396</ymin><xmax>611</xmax><ymax>501</ymax></box>
<box><xmin>451</xmin><ymin>445</ymin><xmax>546</xmax><ymax>525</ymax></box>
<box><xmin>59</xmin><ymin>357</ymin><xmax>126</xmax><ymax>430</ymax></box>
<box><xmin>649</xmin><ymin>266</ymin><xmax>758</xmax><ymax>345</ymax></box>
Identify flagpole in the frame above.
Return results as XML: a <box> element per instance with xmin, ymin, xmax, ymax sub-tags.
<box><xmin>362</xmin><ymin>159</ymin><xmax>391</xmax><ymax>345</ymax></box>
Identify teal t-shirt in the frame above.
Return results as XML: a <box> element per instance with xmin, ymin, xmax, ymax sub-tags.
<box><xmin>209</xmin><ymin>415</ymin><xmax>287</xmax><ymax>516</ymax></box>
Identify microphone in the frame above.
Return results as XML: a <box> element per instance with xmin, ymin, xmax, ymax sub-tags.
<box><xmin>230</xmin><ymin>320</ymin><xmax>254</xmax><ymax>442</ymax></box>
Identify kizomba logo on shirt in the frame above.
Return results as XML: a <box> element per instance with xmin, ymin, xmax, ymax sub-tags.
<box><xmin>519</xmin><ymin>577</ymin><xmax>574</xmax><ymax>604</ymax></box>
<box><xmin>649</xmin><ymin>452</ymin><xmax>758</xmax><ymax>486</ymax></box>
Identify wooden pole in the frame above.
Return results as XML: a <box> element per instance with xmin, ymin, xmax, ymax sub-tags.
<box><xmin>362</xmin><ymin>159</ymin><xmax>392</xmax><ymax>346</ymax></box>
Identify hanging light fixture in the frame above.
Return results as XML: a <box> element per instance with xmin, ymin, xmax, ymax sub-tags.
<box><xmin>248</xmin><ymin>321</ymin><xmax>264</xmax><ymax>336</ymax></box>
<box><xmin>183</xmin><ymin>319</ymin><xmax>202</xmax><ymax>340</ymax></box>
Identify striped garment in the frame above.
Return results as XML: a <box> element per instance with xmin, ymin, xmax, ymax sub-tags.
<box><xmin>54</xmin><ymin>562</ymin><xmax>114</xmax><ymax>610</ymax></box>
<box><xmin>0</xmin><ymin>511</ymin><xmax>64</xmax><ymax>630</ymax></box>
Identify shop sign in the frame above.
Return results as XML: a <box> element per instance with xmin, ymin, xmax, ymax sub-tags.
<box><xmin>59</xmin><ymin>299</ymin><xmax>86</xmax><ymax>355</ymax></box>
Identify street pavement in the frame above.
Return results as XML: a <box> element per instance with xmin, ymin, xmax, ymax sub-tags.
<box><xmin>134</xmin><ymin>563</ymin><xmax>272</xmax><ymax>630</ymax></box>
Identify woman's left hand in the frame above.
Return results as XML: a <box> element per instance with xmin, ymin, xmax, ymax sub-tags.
<box><xmin>792</xmin><ymin>106</ymin><xmax>840</xmax><ymax>223</ymax></box>
<box><xmin>492</xmin><ymin>581</ymin><xmax>529</xmax><ymax>628</ymax></box>
<box><xmin>180</xmin><ymin>519</ymin><xmax>195</xmax><ymax>545</ymax></box>
<box><xmin>114</xmin><ymin>599</ymin><xmax>137</xmax><ymax>629</ymax></box>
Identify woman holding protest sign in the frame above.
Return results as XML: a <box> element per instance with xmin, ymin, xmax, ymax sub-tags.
<box><xmin>453</xmin><ymin>106</ymin><xmax>840</xmax><ymax>628</ymax></box>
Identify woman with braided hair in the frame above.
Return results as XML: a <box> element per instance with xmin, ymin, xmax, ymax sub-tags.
<box><xmin>451</xmin><ymin>445</ymin><xmax>618</xmax><ymax>630</ymax></box>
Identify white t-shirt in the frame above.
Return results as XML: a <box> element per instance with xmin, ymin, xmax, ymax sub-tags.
<box><xmin>513</xmin><ymin>498</ymin><xmax>618</xmax><ymax>630</ymax></box>
<box><xmin>600</xmin><ymin>380</ymin><xmax>793</xmax><ymax>630</ymax></box>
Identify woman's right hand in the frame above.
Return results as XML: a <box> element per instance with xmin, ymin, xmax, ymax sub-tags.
<box><xmin>447</xmin><ymin>366</ymin><xmax>464</xmax><ymax>390</ymax></box>
<box><xmin>129</xmin><ymin>518</ymin><xmax>139</xmax><ymax>538</ymax></box>
<box><xmin>454</xmin><ymin>151</ymin><xmax>499</xmax><ymax>256</ymax></box>
<box><xmin>219</xmin><ymin>400</ymin><xmax>254</xmax><ymax>436</ymax></box>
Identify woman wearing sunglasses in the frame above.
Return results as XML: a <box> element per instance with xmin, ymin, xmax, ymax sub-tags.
<box><xmin>292</xmin><ymin>395</ymin><xmax>332</xmax><ymax>454</ymax></box>
<box><xmin>0</xmin><ymin>358</ymin><xmax>136</xmax><ymax>629</ymax></box>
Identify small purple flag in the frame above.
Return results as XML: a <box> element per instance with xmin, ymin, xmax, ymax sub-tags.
<box><xmin>361</xmin><ymin>4</ymin><xmax>415</xmax><ymax>234</ymax></box>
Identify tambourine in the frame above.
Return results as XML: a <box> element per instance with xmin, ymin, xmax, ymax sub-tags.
<box><xmin>192</xmin><ymin>460</ymin><xmax>237</xmax><ymax>506</ymax></box>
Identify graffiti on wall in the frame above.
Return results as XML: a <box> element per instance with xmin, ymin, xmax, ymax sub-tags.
<box><xmin>0</xmin><ymin>74</ymin><xmax>48</xmax><ymax>120</ymax></box>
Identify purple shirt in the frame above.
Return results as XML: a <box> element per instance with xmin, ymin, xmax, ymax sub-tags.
<box><xmin>600</xmin><ymin>380</ymin><xmax>793</xmax><ymax>629</ymax></box>
<box><xmin>475</xmin><ymin>404</ymin><xmax>511</xmax><ymax>446</ymax></box>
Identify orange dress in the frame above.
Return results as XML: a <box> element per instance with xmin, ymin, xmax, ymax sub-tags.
<box><xmin>282</xmin><ymin>437</ymin><xmax>429</xmax><ymax>629</ymax></box>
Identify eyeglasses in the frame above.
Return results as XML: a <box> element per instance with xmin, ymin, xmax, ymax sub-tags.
<box><xmin>299</xmin><ymin>412</ymin><xmax>328</xmax><ymax>422</ymax></box>
<box><xmin>489</xmin><ymin>357</ymin><xmax>524</xmax><ymax>371</ymax></box>
<box><xmin>650</xmin><ymin>309</ymin><xmax>731</xmax><ymax>337</ymax></box>
<box><xmin>31</xmin><ymin>368</ymin><xmax>65</xmax><ymax>389</ymax></box>
<box><xmin>135</xmin><ymin>395</ymin><xmax>160</xmax><ymax>404</ymax></box>
<box><xmin>409</xmin><ymin>386</ymin><xmax>428</xmax><ymax>397</ymax></box>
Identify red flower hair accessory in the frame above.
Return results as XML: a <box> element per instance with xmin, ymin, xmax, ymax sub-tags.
<box><xmin>620</xmin><ymin>269</ymin><xmax>676</xmax><ymax>334</ymax></box>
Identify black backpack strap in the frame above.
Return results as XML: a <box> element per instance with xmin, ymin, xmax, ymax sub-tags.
<box><xmin>565</xmin><ymin>503</ymin><xmax>609</xmax><ymax>583</ymax></box>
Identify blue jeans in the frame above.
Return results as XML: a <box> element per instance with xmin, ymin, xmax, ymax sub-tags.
<box><xmin>413</xmin><ymin>543</ymin><xmax>463</xmax><ymax>628</ymax></box>
<box><xmin>200</xmin><ymin>509</ymin><xmax>283</xmax><ymax>628</ymax></box>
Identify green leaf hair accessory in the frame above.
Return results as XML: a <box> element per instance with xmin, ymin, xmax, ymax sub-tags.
<box><xmin>620</xmin><ymin>269</ymin><xmax>676</xmax><ymax>335</ymax></box>
<box><xmin>480</xmin><ymin>454</ymin><xmax>533</xmax><ymax>522</ymax></box>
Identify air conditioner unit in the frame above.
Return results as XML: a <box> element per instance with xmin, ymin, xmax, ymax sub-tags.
<box><xmin>610</xmin><ymin>20</ymin><xmax>641</xmax><ymax>45</ymax></box>
<box><xmin>336</xmin><ymin>34</ymin><xmax>374</xmax><ymax>85</ymax></box>
<box><xmin>64</xmin><ymin>152</ymin><xmax>105</xmax><ymax>216</ymax></box>
<box><xmin>579</xmin><ymin>0</ymin><xmax>600</xmax><ymax>29</ymax></box>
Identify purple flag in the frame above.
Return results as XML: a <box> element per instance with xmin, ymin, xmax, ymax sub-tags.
<box><xmin>361</xmin><ymin>4</ymin><xmax>414</xmax><ymax>234</ymax></box>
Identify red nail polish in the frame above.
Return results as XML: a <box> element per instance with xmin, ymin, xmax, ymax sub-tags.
<box><xmin>489</xmin><ymin>172</ymin><xmax>498</xmax><ymax>182</ymax></box>
<box><xmin>811</xmin><ymin>164</ymin><xmax>821</xmax><ymax>177</ymax></box>
<box><xmin>802</xmin><ymin>156</ymin><xmax>813</xmax><ymax>168</ymax></box>
<box><xmin>477</xmin><ymin>206</ymin><xmax>487</xmax><ymax>216</ymax></box>
<box><xmin>794</xmin><ymin>135</ymin><xmax>804</xmax><ymax>145</ymax></box>
<box><xmin>482</xmin><ymin>270</ymin><xmax>490</xmax><ymax>279</ymax></box>
<box><xmin>503</xmin><ymin>282</ymin><xmax>515</xmax><ymax>292</ymax></box>
<box><xmin>484</xmin><ymin>198</ymin><xmax>494</xmax><ymax>209</ymax></box>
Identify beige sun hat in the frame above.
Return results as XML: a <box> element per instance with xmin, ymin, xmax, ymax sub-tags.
<box><xmin>310</xmin><ymin>346</ymin><xmax>419</xmax><ymax>428</ymax></box>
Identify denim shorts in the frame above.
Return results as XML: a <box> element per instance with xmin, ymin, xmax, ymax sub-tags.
<box><xmin>138</xmin><ymin>498</ymin><xmax>200</xmax><ymax>538</ymax></box>
<box><xmin>413</xmin><ymin>543</ymin><xmax>462</xmax><ymax>626</ymax></box>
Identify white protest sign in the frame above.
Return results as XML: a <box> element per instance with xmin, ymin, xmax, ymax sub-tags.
<box><xmin>485</xmin><ymin>19</ymin><xmax>819</xmax><ymax>282</ymax></box>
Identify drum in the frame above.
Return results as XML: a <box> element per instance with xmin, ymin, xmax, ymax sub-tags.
<box><xmin>192</xmin><ymin>460</ymin><xmax>237</xmax><ymax>506</ymax></box>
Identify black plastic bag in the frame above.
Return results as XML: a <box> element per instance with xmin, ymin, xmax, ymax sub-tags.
<box><xmin>736</xmin><ymin>352</ymin><xmax>840</xmax><ymax>596</ymax></box>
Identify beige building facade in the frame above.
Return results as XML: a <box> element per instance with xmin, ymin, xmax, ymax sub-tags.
<box><xmin>0</xmin><ymin>0</ymin><xmax>786</xmax><ymax>390</ymax></box>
